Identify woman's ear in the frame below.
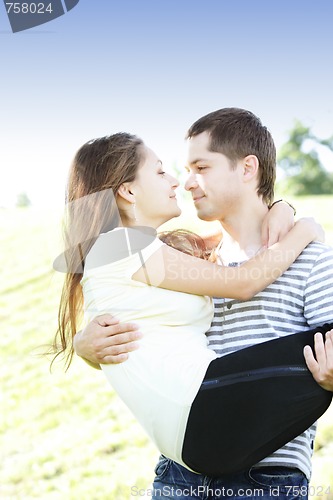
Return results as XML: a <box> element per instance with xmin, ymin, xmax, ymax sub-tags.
<box><xmin>243</xmin><ymin>155</ymin><xmax>259</xmax><ymax>183</ymax></box>
<box><xmin>117</xmin><ymin>183</ymin><xmax>135</xmax><ymax>203</ymax></box>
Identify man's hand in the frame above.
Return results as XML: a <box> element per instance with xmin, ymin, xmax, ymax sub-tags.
<box><xmin>261</xmin><ymin>200</ymin><xmax>295</xmax><ymax>247</ymax></box>
<box><xmin>74</xmin><ymin>314</ymin><xmax>143</xmax><ymax>368</ymax></box>
<box><xmin>304</xmin><ymin>330</ymin><xmax>333</xmax><ymax>391</ymax></box>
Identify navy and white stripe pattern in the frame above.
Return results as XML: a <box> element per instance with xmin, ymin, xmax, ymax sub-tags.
<box><xmin>207</xmin><ymin>242</ymin><xmax>333</xmax><ymax>480</ymax></box>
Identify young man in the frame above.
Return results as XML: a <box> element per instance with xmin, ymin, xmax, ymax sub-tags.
<box><xmin>74</xmin><ymin>108</ymin><xmax>333</xmax><ymax>499</ymax></box>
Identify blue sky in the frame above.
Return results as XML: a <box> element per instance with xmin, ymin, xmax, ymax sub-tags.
<box><xmin>1</xmin><ymin>0</ymin><xmax>333</xmax><ymax>207</ymax></box>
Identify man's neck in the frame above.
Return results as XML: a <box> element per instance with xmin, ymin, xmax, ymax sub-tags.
<box><xmin>217</xmin><ymin>201</ymin><xmax>269</xmax><ymax>264</ymax></box>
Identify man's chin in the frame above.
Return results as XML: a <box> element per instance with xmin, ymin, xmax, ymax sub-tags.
<box><xmin>196</xmin><ymin>210</ymin><xmax>216</xmax><ymax>222</ymax></box>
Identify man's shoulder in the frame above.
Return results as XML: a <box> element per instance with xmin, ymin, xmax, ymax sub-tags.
<box><xmin>298</xmin><ymin>241</ymin><xmax>333</xmax><ymax>261</ymax></box>
<box><xmin>285</xmin><ymin>242</ymin><xmax>333</xmax><ymax>281</ymax></box>
<box><xmin>271</xmin><ymin>242</ymin><xmax>333</xmax><ymax>284</ymax></box>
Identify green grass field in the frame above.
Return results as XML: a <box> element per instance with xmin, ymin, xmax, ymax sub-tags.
<box><xmin>1</xmin><ymin>197</ymin><xmax>333</xmax><ymax>499</ymax></box>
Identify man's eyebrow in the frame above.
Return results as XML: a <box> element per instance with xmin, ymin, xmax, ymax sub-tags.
<box><xmin>188</xmin><ymin>158</ymin><xmax>209</xmax><ymax>166</ymax></box>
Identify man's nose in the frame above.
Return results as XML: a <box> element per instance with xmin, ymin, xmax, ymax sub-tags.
<box><xmin>184</xmin><ymin>174</ymin><xmax>198</xmax><ymax>191</ymax></box>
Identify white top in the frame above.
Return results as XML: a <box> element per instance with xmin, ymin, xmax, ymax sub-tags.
<box><xmin>81</xmin><ymin>228</ymin><xmax>216</xmax><ymax>467</ymax></box>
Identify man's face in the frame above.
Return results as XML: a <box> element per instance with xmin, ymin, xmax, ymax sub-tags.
<box><xmin>185</xmin><ymin>131</ymin><xmax>244</xmax><ymax>222</ymax></box>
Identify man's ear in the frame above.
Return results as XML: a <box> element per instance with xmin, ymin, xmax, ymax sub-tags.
<box><xmin>243</xmin><ymin>155</ymin><xmax>259</xmax><ymax>183</ymax></box>
<box><xmin>117</xmin><ymin>183</ymin><xmax>135</xmax><ymax>203</ymax></box>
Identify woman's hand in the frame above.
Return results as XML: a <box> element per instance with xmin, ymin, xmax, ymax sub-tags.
<box><xmin>295</xmin><ymin>217</ymin><xmax>325</xmax><ymax>244</ymax></box>
<box><xmin>261</xmin><ymin>200</ymin><xmax>295</xmax><ymax>247</ymax></box>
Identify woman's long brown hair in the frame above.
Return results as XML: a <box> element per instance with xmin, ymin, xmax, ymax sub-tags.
<box><xmin>53</xmin><ymin>133</ymin><xmax>144</xmax><ymax>369</ymax></box>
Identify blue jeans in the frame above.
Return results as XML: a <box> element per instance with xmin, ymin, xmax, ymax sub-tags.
<box><xmin>152</xmin><ymin>456</ymin><xmax>309</xmax><ymax>500</ymax></box>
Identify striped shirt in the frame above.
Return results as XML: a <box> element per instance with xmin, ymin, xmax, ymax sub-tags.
<box><xmin>206</xmin><ymin>242</ymin><xmax>333</xmax><ymax>480</ymax></box>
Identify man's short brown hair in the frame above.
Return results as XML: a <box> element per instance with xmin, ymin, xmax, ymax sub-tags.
<box><xmin>186</xmin><ymin>108</ymin><xmax>276</xmax><ymax>205</ymax></box>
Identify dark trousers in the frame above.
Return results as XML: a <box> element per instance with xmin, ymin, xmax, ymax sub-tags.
<box><xmin>152</xmin><ymin>456</ymin><xmax>309</xmax><ymax>500</ymax></box>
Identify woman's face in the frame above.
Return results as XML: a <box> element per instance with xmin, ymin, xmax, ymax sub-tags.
<box><xmin>131</xmin><ymin>145</ymin><xmax>181</xmax><ymax>228</ymax></box>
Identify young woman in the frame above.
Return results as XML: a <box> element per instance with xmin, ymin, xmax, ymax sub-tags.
<box><xmin>54</xmin><ymin>132</ymin><xmax>332</xmax><ymax>476</ymax></box>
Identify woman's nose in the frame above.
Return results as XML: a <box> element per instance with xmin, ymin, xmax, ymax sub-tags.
<box><xmin>169</xmin><ymin>175</ymin><xmax>179</xmax><ymax>189</ymax></box>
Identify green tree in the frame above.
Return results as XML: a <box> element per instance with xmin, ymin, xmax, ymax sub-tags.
<box><xmin>277</xmin><ymin>121</ymin><xmax>333</xmax><ymax>195</ymax></box>
<box><xmin>16</xmin><ymin>191</ymin><xmax>31</xmax><ymax>207</ymax></box>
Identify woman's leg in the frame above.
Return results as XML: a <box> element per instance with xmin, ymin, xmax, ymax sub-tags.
<box><xmin>182</xmin><ymin>324</ymin><xmax>333</xmax><ymax>477</ymax></box>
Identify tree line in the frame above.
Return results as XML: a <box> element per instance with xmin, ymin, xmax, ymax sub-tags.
<box><xmin>277</xmin><ymin>121</ymin><xmax>333</xmax><ymax>195</ymax></box>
